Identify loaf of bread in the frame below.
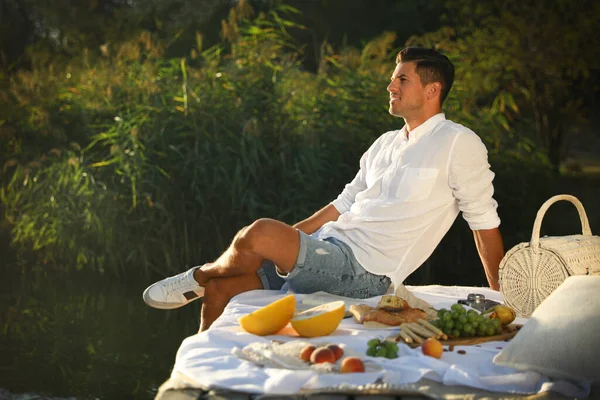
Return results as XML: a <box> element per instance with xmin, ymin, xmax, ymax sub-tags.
<box><xmin>349</xmin><ymin>304</ymin><xmax>426</xmax><ymax>326</ymax></box>
<box><xmin>376</xmin><ymin>295</ymin><xmax>410</xmax><ymax>312</ymax></box>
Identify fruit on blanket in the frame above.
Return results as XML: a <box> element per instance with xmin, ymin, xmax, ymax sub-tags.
<box><xmin>421</xmin><ymin>338</ymin><xmax>443</xmax><ymax>359</ymax></box>
<box><xmin>482</xmin><ymin>305</ymin><xmax>516</xmax><ymax>326</ymax></box>
<box><xmin>290</xmin><ymin>301</ymin><xmax>345</xmax><ymax>337</ymax></box>
<box><xmin>299</xmin><ymin>345</ymin><xmax>316</xmax><ymax>362</ymax></box>
<box><xmin>310</xmin><ymin>346</ymin><xmax>336</xmax><ymax>364</ymax></box>
<box><xmin>327</xmin><ymin>344</ymin><xmax>344</xmax><ymax>361</ymax></box>
<box><xmin>238</xmin><ymin>294</ymin><xmax>296</xmax><ymax>336</ymax></box>
<box><xmin>340</xmin><ymin>356</ymin><xmax>365</xmax><ymax>373</ymax></box>
<box><xmin>366</xmin><ymin>338</ymin><xmax>399</xmax><ymax>359</ymax></box>
<box><xmin>432</xmin><ymin>305</ymin><xmax>508</xmax><ymax>338</ymax></box>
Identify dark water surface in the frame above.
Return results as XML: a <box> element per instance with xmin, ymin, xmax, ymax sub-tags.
<box><xmin>1</xmin><ymin>266</ymin><xmax>201</xmax><ymax>399</ymax></box>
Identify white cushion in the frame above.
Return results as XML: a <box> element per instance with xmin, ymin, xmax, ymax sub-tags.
<box><xmin>493</xmin><ymin>275</ymin><xmax>600</xmax><ymax>383</ymax></box>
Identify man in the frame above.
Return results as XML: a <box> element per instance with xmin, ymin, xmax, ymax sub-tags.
<box><xmin>143</xmin><ymin>47</ymin><xmax>505</xmax><ymax>331</ymax></box>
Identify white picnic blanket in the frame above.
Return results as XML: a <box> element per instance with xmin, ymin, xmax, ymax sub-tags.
<box><xmin>171</xmin><ymin>285</ymin><xmax>591</xmax><ymax>397</ymax></box>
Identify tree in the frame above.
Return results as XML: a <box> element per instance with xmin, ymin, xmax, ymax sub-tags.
<box><xmin>0</xmin><ymin>0</ymin><xmax>230</xmax><ymax>72</ymax></box>
<box><xmin>284</xmin><ymin>0</ymin><xmax>443</xmax><ymax>71</ymax></box>
<box><xmin>409</xmin><ymin>0</ymin><xmax>600</xmax><ymax>170</ymax></box>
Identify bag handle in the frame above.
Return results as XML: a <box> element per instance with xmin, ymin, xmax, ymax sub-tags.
<box><xmin>531</xmin><ymin>194</ymin><xmax>592</xmax><ymax>249</ymax></box>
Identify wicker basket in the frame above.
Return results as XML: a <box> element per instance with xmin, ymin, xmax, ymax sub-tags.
<box><xmin>499</xmin><ymin>194</ymin><xmax>600</xmax><ymax>318</ymax></box>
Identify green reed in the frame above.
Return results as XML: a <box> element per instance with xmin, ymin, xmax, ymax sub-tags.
<box><xmin>1</xmin><ymin>4</ymin><xmax>397</xmax><ymax>279</ymax></box>
<box><xmin>3</xmin><ymin>2</ymin><xmax>587</xmax><ymax>287</ymax></box>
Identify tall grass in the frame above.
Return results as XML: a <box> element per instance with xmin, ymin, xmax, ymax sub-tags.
<box><xmin>2</xmin><ymin>2</ymin><xmax>582</xmax><ymax>286</ymax></box>
<box><xmin>1</xmin><ymin>4</ymin><xmax>400</xmax><ymax>280</ymax></box>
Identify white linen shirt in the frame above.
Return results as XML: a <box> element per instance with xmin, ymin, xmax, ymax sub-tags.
<box><xmin>318</xmin><ymin>113</ymin><xmax>501</xmax><ymax>288</ymax></box>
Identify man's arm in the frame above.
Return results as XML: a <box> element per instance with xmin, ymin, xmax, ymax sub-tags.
<box><xmin>293</xmin><ymin>204</ymin><xmax>341</xmax><ymax>235</ymax></box>
<box><xmin>473</xmin><ymin>228</ymin><xmax>504</xmax><ymax>291</ymax></box>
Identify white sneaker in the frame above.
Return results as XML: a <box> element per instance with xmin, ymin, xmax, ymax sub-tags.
<box><xmin>143</xmin><ymin>266</ymin><xmax>205</xmax><ymax>309</ymax></box>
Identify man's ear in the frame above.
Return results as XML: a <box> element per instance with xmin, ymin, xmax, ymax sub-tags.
<box><xmin>427</xmin><ymin>82</ymin><xmax>442</xmax><ymax>101</ymax></box>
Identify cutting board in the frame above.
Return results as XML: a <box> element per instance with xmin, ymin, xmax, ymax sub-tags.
<box><xmin>403</xmin><ymin>324</ymin><xmax>522</xmax><ymax>348</ymax></box>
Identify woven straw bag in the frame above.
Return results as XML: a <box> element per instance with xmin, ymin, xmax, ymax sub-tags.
<box><xmin>499</xmin><ymin>194</ymin><xmax>600</xmax><ymax>318</ymax></box>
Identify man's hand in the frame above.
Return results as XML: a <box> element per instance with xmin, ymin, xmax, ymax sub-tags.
<box><xmin>473</xmin><ymin>228</ymin><xmax>505</xmax><ymax>291</ymax></box>
<box><xmin>293</xmin><ymin>204</ymin><xmax>341</xmax><ymax>235</ymax></box>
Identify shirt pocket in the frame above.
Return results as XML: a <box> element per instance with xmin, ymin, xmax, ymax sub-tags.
<box><xmin>395</xmin><ymin>167</ymin><xmax>439</xmax><ymax>202</ymax></box>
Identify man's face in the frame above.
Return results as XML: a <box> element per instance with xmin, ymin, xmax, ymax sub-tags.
<box><xmin>387</xmin><ymin>62</ymin><xmax>427</xmax><ymax>118</ymax></box>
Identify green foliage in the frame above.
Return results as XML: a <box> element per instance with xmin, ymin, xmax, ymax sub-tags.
<box><xmin>399</xmin><ymin>0</ymin><xmax>600</xmax><ymax>285</ymax></box>
<box><xmin>2</xmin><ymin>1</ymin><xmax>595</xmax><ymax>288</ymax></box>
<box><xmin>408</xmin><ymin>0</ymin><xmax>600</xmax><ymax>169</ymax></box>
<box><xmin>0</xmin><ymin>4</ymin><xmax>400</xmax><ymax>277</ymax></box>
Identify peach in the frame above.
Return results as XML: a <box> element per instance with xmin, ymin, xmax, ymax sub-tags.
<box><xmin>340</xmin><ymin>356</ymin><xmax>365</xmax><ymax>373</ymax></box>
<box><xmin>310</xmin><ymin>346</ymin><xmax>336</xmax><ymax>364</ymax></box>
<box><xmin>421</xmin><ymin>338</ymin><xmax>443</xmax><ymax>359</ymax></box>
<box><xmin>327</xmin><ymin>344</ymin><xmax>344</xmax><ymax>361</ymax></box>
<box><xmin>299</xmin><ymin>345</ymin><xmax>316</xmax><ymax>362</ymax></box>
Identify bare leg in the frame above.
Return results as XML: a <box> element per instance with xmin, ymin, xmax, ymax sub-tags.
<box><xmin>193</xmin><ymin>218</ymin><xmax>300</xmax><ymax>285</ymax></box>
<box><xmin>192</xmin><ymin>218</ymin><xmax>300</xmax><ymax>331</ymax></box>
<box><xmin>198</xmin><ymin>272</ymin><xmax>263</xmax><ymax>332</ymax></box>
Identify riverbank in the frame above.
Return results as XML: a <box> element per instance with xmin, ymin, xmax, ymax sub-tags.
<box><xmin>0</xmin><ymin>268</ymin><xmax>199</xmax><ymax>399</ymax></box>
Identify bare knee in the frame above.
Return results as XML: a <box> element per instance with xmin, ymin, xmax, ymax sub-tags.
<box><xmin>233</xmin><ymin>218</ymin><xmax>275</xmax><ymax>251</ymax></box>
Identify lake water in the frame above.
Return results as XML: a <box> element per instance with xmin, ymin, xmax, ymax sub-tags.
<box><xmin>1</xmin><ymin>266</ymin><xmax>201</xmax><ymax>399</ymax></box>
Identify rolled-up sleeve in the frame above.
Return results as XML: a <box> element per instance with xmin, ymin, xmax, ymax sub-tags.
<box><xmin>331</xmin><ymin>151</ymin><xmax>368</xmax><ymax>214</ymax></box>
<box><xmin>448</xmin><ymin>132</ymin><xmax>501</xmax><ymax>230</ymax></box>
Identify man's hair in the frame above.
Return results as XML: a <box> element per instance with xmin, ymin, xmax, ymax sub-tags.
<box><xmin>396</xmin><ymin>47</ymin><xmax>455</xmax><ymax>104</ymax></box>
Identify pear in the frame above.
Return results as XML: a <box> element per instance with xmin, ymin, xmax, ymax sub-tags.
<box><xmin>482</xmin><ymin>305</ymin><xmax>516</xmax><ymax>326</ymax></box>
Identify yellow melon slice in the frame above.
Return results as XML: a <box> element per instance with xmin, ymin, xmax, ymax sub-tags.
<box><xmin>290</xmin><ymin>300</ymin><xmax>345</xmax><ymax>337</ymax></box>
<box><xmin>238</xmin><ymin>294</ymin><xmax>296</xmax><ymax>336</ymax></box>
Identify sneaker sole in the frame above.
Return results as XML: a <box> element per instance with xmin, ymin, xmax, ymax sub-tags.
<box><xmin>142</xmin><ymin>285</ymin><xmax>205</xmax><ymax>310</ymax></box>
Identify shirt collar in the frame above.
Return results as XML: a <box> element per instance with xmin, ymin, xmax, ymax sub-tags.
<box><xmin>400</xmin><ymin>113</ymin><xmax>446</xmax><ymax>142</ymax></box>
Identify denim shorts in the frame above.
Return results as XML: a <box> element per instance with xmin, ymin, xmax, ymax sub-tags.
<box><xmin>256</xmin><ymin>230</ymin><xmax>391</xmax><ymax>299</ymax></box>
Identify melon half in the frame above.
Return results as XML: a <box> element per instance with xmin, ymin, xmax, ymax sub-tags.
<box><xmin>290</xmin><ymin>300</ymin><xmax>345</xmax><ymax>337</ymax></box>
<box><xmin>238</xmin><ymin>294</ymin><xmax>296</xmax><ymax>336</ymax></box>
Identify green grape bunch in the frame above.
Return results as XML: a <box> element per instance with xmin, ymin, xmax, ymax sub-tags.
<box><xmin>430</xmin><ymin>303</ymin><xmax>503</xmax><ymax>338</ymax></box>
<box><xmin>366</xmin><ymin>338</ymin><xmax>399</xmax><ymax>359</ymax></box>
